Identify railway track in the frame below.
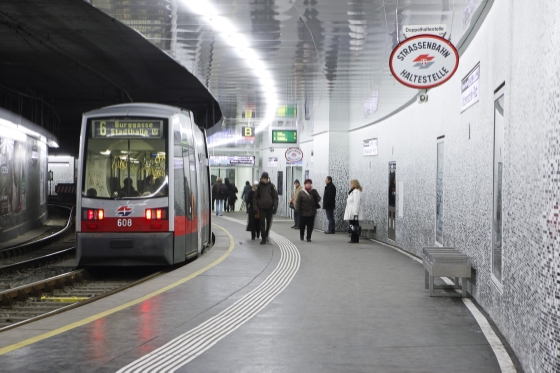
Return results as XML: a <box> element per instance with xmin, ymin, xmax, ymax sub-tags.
<box><xmin>0</xmin><ymin>268</ymin><xmax>163</xmax><ymax>331</ymax></box>
<box><xmin>0</xmin><ymin>205</ymin><xmax>76</xmax><ymax>277</ymax></box>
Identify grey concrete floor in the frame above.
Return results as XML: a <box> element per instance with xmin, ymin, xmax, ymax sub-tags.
<box><xmin>0</xmin><ymin>214</ymin><xmax>501</xmax><ymax>372</ymax></box>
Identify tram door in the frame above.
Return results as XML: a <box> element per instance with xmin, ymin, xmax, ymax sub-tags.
<box><xmin>388</xmin><ymin>162</ymin><xmax>397</xmax><ymax>241</ymax></box>
<box><xmin>183</xmin><ymin>148</ymin><xmax>198</xmax><ymax>256</ymax></box>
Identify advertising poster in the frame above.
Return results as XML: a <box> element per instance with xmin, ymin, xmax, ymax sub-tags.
<box><xmin>0</xmin><ymin>136</ymin><xmax>27</xmax><ymax>216</ymax></box>
<box><xmin>268</xmin><ymin>157</ymin><xmax>278</xmax><ymax>167</ymax></box>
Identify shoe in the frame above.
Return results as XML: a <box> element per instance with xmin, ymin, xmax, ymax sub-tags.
<box><xmin>219</xmin><ymin>214</ymin><xmax>223</xmax><ymax>216</ymax></box>
<box><xmin>260</xmin><ymin>239</ymin><xmax>266</xmax><ymax>245</ymax></box>
<box><xmin>300</xmin><ymin>236</ymin><xmax>304</xmax><ymax>241</ymax></box>
<box><xmin>348</xmin><ymin>241</ymin><xmax>358</xmax><ymax>244</ymax></box>
<box><xmin>252</xmin><ymin>235</ymin><xmax>255</xmax><ymax>240</ymax></box>
<box><xmin>306</xmin><ymin>238</ymin><xmax>312</xmax><ymax>242</ymax></box>
<box><xmin>324</xmin><ymin>231</ymin><xmax>335</xmax><ymax>234</ymax></box>
<box><xmin>291</xmin><ymin>225</ymin><xmax>297</xmax><ymax>229</ymax></box>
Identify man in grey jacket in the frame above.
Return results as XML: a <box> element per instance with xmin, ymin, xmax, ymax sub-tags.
<box><xmin>253</xmin><ymin>172</ymin><xmax>279</xmax><ymax>244</ymax></box>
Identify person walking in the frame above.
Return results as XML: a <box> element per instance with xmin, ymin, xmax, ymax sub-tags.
<box><xmin>289</xmin><ymin>179</ymin><xmax>303</xmax><ymax>229</ymax></box>
<box><xmin>212</xmin><ymin>178</ymin><xmax>226</xmax><ymax>216</ymax></box>
<box><xmin>253</xmin><ymin>172</ymin><xmax>278</xmax><ymax>244</ymax></box>
<box><xmin>241</xmin><ymin>181</ymin><xmax>252</xmax><ymax>212</ymax></box>
<box><xmin>224</xmin><ymin>178</ymin><xmax>232</xmax><ymax>212</ymax></box>
<box><xmin>246</xmin><ymin>181</ymin><xmax>261</xmax><ymax>240</ymax></box>
<box><xmin>344</xmin><ymin>179</ymin><xmax>364</xmax><ymax>243</ymax></box>
<box><xmin>295</xmin><ymin>179</ymin><xmax>321</xmax><ymax>242</ymax></box>
<box><xmin>323</xmin><ymin>176</ymin><xmax>337</xmax><ymax>234</ymax></box>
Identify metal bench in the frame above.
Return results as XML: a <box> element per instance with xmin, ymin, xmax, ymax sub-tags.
<box><xmin>359</xmin><ymin>220</ymin><xmax>376</xmax><ymax>239</ymax></box>
<box><xmin>422</xmin><ymin>247</ymin><xmax>471</xmax><ymax>298</ymax></box>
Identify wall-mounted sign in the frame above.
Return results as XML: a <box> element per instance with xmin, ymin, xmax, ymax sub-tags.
<box><xmin>92</xmin><ymin>119</ymin><xmax>163</xmax><ymax>139</ymax></box>
<box><xmin>268</xmin><ymin>157</ymin><xmax>278</xmax><ymax>167</ymax></box>
<box><xmin>272</xmin><ymin>129</ymin><xmax>298</xmax><ymax>144</ymax></box>
<box><xmin>389</xmin><ymin>35</ymin><xmax>459</xmax><ymax>90</ymax></box>
<box><xmin>209</xmin><ymin>155</ymin><xmax>255</xmax><ymax>166</ymax></box>
<box><xmin>277</xmin><ymin>105</ymin><xmax>297</xmax><ymax>118</ymax></box>
<box><xmin>402</xmin><ymin>24</ymin><xmax>447</xmax><ymax>38</ymax></box>
<box><xmin>461</xmin><ymin>63</ymin><xmax>480</xmax><ymax>112</ymax></box>
<box><xmin>364</xmin><ymin>91</ymin><xmax>379</xmax><ymax>117</ymax></box>
<box><xmin>363</xmin><ymin>138</ymin><xmax>378</xmax><ymax>156</ymax></box>
<box><xmin>241</xmin><ymin>126</ymin><xmax>255</xmax><ymax>139</ymax></box>
<box><xmin>285</xmin><ymin>147</ymin><xmax>304</xmax><ymax>162</ymax></box>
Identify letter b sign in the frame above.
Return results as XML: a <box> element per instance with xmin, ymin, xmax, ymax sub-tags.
<box><xmin>242</xmin><ymin>126</ymin><xmax>254</xmax><ymax>138</ymax></box>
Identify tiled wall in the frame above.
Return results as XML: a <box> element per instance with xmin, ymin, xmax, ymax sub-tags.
<box><xmin>335</xmin><ymin>0</ymin><xmax>557</xmax><ymax>371</ymax></box>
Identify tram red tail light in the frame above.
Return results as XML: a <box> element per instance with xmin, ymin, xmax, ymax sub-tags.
<box><xmin>83</xmin><ymin>209</ymin><xmax>104</xmax><ymax>221</ymax></box>
<box><xmin>145</xmin><ymin>208</ymin><xmax>166</xmax><ymax>220</ymax></box>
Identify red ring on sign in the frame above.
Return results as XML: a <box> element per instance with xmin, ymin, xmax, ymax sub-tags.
<box><xmin>285</xmin><ymin>147</ymin><xmax>303</xmax><ymax>162</ymax></box>
<box><xmin>389</xmin><ymin>34</ymin><xmax>459</xmax><ymax>90</ymax></box>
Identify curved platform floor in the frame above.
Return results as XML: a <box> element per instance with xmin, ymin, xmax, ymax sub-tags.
<box><xmin>0</xmin><ymin>213</ymin><xmax>510</xmax><ymax>372</ymax></box>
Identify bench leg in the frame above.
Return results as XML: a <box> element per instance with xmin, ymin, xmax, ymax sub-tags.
<box><xmin>429</xmin><ymin>274</ymin><xmax>434</xmax><ymax>296</ymax></box>
<box><xmin>425</xmin><ymin>270</ymin><xmax>429</xmax><ymax>289</ymax></box>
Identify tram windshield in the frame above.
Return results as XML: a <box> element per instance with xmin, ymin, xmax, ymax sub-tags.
<box><xmin>82</xmin><ymin>118</ymin><xmax>168</xmax><ymax>199</ymax></box>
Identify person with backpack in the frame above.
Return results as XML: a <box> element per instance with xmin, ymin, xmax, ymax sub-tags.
<box><xmin>253</xmin><ymin>172</ymin><xmax>278</xmax><ymax>244</ymax></box>
<box><xmin>212</xmin><ymin>178</ymin><xmax>227</xmax><ymax>216</ymax></box>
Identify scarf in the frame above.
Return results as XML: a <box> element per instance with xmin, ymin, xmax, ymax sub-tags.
<box><xmin>305</xmin><ymin>185</ymin><xmax>312</xmax><ymax>192</ymax></box>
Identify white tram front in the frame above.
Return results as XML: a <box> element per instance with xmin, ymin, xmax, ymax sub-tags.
<box><xmin>76</xmin><ymin>103</ymin><xmax>212</xmax><ymax>266</ymax></box>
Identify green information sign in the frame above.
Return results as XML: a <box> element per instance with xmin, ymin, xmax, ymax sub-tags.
<box><xmin>277</xmin><ymin>105</ymin><xmax>297</xmax><ymax>118</ymax></box>
<box><xmin>91</xmin><ymin>119</ymin><xmax>163</xmax><ymax>139</ymax></box>
<box><xmin>272</xmin><ymin>130</ymin><xmax>298</xmax><ymax>144</ymax></box>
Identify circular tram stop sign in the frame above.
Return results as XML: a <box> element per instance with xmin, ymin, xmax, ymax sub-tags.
<box><xmin>389</xmin><ymin>35</ymin><xmax>459</xmax><ymax>90</ymax></box>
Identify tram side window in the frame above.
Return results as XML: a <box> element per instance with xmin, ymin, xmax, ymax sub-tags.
<box><xmin>83</xmin><ymin>134</ymin><xmax>168</xmax><ymax>199</ymax></box>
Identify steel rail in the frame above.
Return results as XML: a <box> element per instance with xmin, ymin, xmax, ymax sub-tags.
<box><xmin>0</xmin><ymin>269</ymin><xmax>164</xmax><ymax>332</ymax></box>
<box><xmin>0</xmin><ymin>247</ymin><xmax>76</xmax><ymax>275</ymax></box>
<box><xmin>0</xmin><ymin>204</ymin><xmax>75</xmax><ymax>259</ymax></box>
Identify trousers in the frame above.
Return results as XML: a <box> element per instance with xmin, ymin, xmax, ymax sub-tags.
<box><xmin>349</xmin><ymin>219</ymin><xmax>360</xmax><ymax>242</ymax></box>
<box><xmin>325</xmin><ymin>208</ymin><xmax>335</xmax><ymax>232</ymax></box>
<box><xmin>300</xmin><ymin>215</ymin><xmax>315</xmax><ymax>239</ymax></box>
<box><xmin>259</xmin><ymin>208</ymin><xmax>274</xmax><ymax>239</ymax></box>
<box><xmin>293</xmin><ymin>210</ymin><xmax>300</xmax><ymax>227</ymax></box>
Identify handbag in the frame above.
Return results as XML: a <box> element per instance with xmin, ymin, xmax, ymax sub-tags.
<box><xmin>347</xmin><ymin>216</ymin><xmax>361</xmax><ymax>234</ymax></box>
<box><xmin>289</xmin><ymin>202</ymin><xmax>294</xmax><ymax>209</ymax></box>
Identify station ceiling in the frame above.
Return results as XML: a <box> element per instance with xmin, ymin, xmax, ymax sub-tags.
<box><xmin>0</xmin><ymin>0</ymin><xmax>222</xmax><ymax>154</ymax></box>
<box><xmin>92</xmin><ymin>0</ymin><xmax>489</xmax><ymax>148</ymax></box>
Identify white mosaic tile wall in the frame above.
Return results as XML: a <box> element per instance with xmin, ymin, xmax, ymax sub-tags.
<box><xmin>262</xmin><ymin>1</ymin><xmax>559</xmax><ymax>368</ymax></box>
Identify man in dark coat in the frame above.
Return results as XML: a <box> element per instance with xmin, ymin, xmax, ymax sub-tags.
<box><xmin>212</xmin><ymin>178</ymin><xmax>226</xmax><ymax>216</ymax></box>
<box><xmin>241</xmin><ymin>181</ymin><xmax>252</xmax><ymax>212</ymax></box>
<box><xmin>253</xmin><ymin>172</ymin><xmax>279</xmax><ymax>244</ymax></box>
<box><xmin>323</xmin><ymin>176</ymin><xmax>337</xmax><ymax>234</ymax></box>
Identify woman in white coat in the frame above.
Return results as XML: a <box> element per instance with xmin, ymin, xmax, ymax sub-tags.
<box><xmin>344</xmin><ymin>179</ymin><xmax>364</xmax><ymax>243</ymax></box>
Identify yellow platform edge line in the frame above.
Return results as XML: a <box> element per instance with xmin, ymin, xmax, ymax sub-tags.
<box><xmin>0</xmin><ymin>223</ymin><xmax>235</xmax><ymax>356</ymax></box>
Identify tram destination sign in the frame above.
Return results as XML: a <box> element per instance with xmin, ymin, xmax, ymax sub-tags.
<box><xmin>389</xmin><ymin>34</ymin><xmax>459</xmax><ymax>89</ymax></box>
<box><xmin>272</xmin><ymin>129</ymin><xmax>297</xmax><ymax>144</ymax></box>
<box><xmin>92</xmin><ymin>119</ymin><xmax>163</xmax><ymax>139</ymax></box>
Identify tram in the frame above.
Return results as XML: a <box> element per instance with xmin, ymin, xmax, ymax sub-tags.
<box><xmin>76</xmin><ymin>103</ymin><xmax>212</xmax><ymax>266</ymax></box>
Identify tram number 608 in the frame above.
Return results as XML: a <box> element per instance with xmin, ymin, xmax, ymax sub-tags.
<box><xmin>118</xmin><ymin>219</ymin><xmax>132</xmax><ymax>227</ymax></box>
